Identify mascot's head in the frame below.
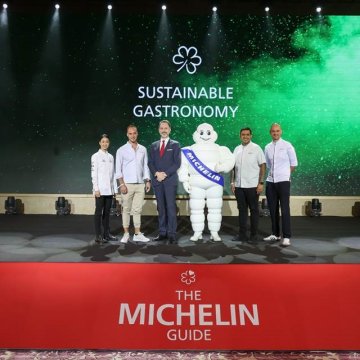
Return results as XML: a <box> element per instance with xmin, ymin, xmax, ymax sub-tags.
<box><xmin>193</xmin><ymin>123</ymin><xmax>218</xmax><ymax>144</ymax></box>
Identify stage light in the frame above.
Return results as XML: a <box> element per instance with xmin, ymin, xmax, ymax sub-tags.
<box><xmin>306</xmin><ymin>198</ymin><xmax>322</xmax><ymax>217</ymax></box>
<box><xmin>352</xmin><ymin>202</ymin><xmax>360</xmax><ymax>217</ymax></box>
<box><xmin>316</xmin><ymin>7</ymin><xmax>322</xmax><ymax>13</ymax></box>
<box><xmin>5</xmin><ymin>196</ymin><xmax>16</xmax><ymax>214</ymax></box>
<box><xmin>107</xmin><ymin>4</ymin><xmax>112</xmax><ymax>10</ymax></box>
<box><xmin>109</xmin><ymin>197</ymin><xmax>121</xmax><ymax>217</ymax></box>
<box><xmin>55</xmin><ymin>196</ymin><xmax>71</xmax><ymax>215</ymax></box>
<box><xmin>212</xmin><ymin>6</ymin><xmax>217</xmax><ymax>12</ymax></box>
<box><xmin>3</xmin><ymin>3</ymin><xmax>8</xmax><ymax>9</ymax></box>
<box><xmin>161</xmin><ymin>5</ymin><xmax>166</xmax><ymax>11</ymax></box>
<box><xmin>259</xmin><ymin>199</ymin><xmax>270</xmax><ymax>217</ymax></box>
<box><xmin>265</xmin><ymin>6</ymin><xmax>270</xmax><ymax>12</ymax></box>
<box><xmin>55</xmin><ymin>4</ymin><xmax>60</xmax><ymax>9</ymax></box>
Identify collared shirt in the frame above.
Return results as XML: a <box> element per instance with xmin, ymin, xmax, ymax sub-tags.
<box><xmin>91</xmin><ymin>149</ymin><xmax>115</xmax><ymax>195</ymax></box>
<box><xmin>115</xmin><ymin>142</ymin><xmax>150</xmax><ymax>184</ymax></box>
<box><xmin>265</xmin><ymin>138</ymin><xmax>298</xmax><ymax>183</ymax></box>
<box><xmin>233</xmin><ymin>141</ymin><xmax>266</xmax><ymax>188</ymax></box>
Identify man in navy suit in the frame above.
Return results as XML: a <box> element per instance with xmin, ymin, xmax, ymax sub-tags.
<box><xmin>148</xmin><ymin>120</ymin><xmax>181</xmax><ymax>243</ymax></box>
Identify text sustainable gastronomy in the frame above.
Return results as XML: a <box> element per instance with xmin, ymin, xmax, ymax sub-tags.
<box><xmin>133</xmin><ymin>86</ymin><xmax>239</xmax><ymax>118</ymax></box>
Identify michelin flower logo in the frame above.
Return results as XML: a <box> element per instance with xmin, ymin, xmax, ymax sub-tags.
<box><xmin>172</xmin><ymin>46</ymin><xmax>202</xmax><ymax>74</ymax></box>
<box><xmin>181</xmin><ymin>270</ymin><xmax>196</xmax><ymax>285</ymax></box>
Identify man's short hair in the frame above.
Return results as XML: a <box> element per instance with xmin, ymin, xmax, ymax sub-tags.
<box><xmin>240</xmin><ymin>127</ymin><xmax>252</xmax><ymax>135</ymax></box>
<box><xmin>127</xmin><ymin>124</ymin><xmax>138</xmax><ymax>132</ymax></box>
<box><xmin>270</xmin><ymin>122</ymin><xmax>281</xmax><ymax>130</ymax></box>
<box><xmin>159</xmin><ymin>119</ymin><xmax>171</xmax><ymax>128</ymax></box>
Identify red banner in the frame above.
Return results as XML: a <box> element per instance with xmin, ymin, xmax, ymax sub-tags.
<box><xmin>0</xmin><ymin>263</ymin><xmax>359</xmax><ymax>350</ymax></box>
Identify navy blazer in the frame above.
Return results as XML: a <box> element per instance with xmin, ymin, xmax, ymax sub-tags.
<box><xmin>148</xmin><ymin>139</ymin><xmax>181</xmax><ymax>187</ymax></box>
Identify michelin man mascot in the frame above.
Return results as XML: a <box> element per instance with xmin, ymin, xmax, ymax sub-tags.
<box><xmin>178</xmin><ymin>123</ymin><xmax>235</xmax><ymax>241</ymax></box>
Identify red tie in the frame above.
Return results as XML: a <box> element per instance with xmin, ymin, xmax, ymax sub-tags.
<box><xmin>160</xmin><ymin>140</ymin><xmax>165</xmax><ymax>158</ymax></box>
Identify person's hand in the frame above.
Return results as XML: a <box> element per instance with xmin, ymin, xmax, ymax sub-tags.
<box><xmin>256</xmin><ymin>183</ymin><xmax>264</xmax><ymax>194</ymax></box>
<box><xmin>120</xmin><ymin>185</ymin><xmax>128</xmax><ymax>194</ymax></box>
<box><xmin>183</xmin><ymin>181</ymin><xmax>191</xmax><ymax>194</ymax></box>
<box><xmin>160</xmin><ymin>172</ymin><xmax>167</xmax><ymax>181</ymax></box>
<box><xmin>95</xmin><ymin>191</ymin><xmax>101</xmax><ymax>198</ymax></box>
<box><xmin>231</xmin><ymin>183</ymin><xmax>235</xmax><ymax>194</ymax></box>
<box><xmin>145</xmin><ymin>181</ymin><xmax>151</xmax><ymax>193</ymax></box>
<box><xmin>155</xmin><ymin>172</ymin><xmax>167</xmax><ymax>182</ymax></box>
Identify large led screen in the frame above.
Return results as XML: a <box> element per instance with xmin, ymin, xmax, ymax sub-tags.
<box><xmin>1</xmin><ymin>9</ymin><xmax>359</xmax><ymax>195</ymax></box>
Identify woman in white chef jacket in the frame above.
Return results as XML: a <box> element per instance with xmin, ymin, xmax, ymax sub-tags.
<box><xmin>91</xmin><ymin>134</ymin><xmax>116</xmax><ymax>244</ymax></box>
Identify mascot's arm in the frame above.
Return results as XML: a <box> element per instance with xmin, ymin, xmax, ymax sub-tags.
<box><xmin>178</xmin><ymin>150</ymin><xmax>191</xmax><ymax>193</ymax></box>
<box><xmin>215</xmin><ymin>146</ymin><xmax>235</xmax><ymax>173</ymax></box>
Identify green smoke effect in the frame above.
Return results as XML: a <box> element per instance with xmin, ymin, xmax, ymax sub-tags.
<box><xmin>176</xmin><ymin>16</ymin><xmax>360</xmax><ymax>195</ymax></box>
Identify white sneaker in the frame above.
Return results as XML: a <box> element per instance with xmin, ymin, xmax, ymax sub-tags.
<box><xmin>133</xmin><ymin>232</ymin><xmax>150</xmax><ymax>243</ymax></box>
<box><xmin>263</xmin><ymin>234</ymin><xmax>281</xmax><ymax>242</ymax></box>
<box><xmin>120</xmin><ymin>233</ymin><xmax>130</xmax><ymax>244</ymax></box>
<box><xmin>190</xmin><ymin>232</ymin><xmax>203</xmax><ymax>241</ymax></box>
<box><xmin>282</xmin><ymin>238</ymin><xmax>291</xmax><ymax>246</ymax></box>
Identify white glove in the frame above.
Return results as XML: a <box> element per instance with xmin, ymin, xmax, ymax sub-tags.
<box><xmin>183</xmin><ymin>181</ymin><xmax>191</xmax><ymax>194</ymax></box>
<box><xmin>214</xmin><ymin>163</ymin><xmax>223</xmax><ymax>173</ymax></box>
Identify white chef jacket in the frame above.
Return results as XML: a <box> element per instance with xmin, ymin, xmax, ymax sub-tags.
<box><xmin>233</xmin><ymin>141</ymin><xmax>266</xmax><ymax>188</ymax></box>
<box><xmin>91</xmin><ymin>149</ymin><xmax>115</xmax><ymax>195</ymax></box>
<box><xmin>265</xmin><ymin>138</ymin><xmax>298</xmax><ymax>183</ymax></box>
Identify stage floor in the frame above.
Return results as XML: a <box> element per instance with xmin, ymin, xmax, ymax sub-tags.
<box><xmin>0</xmin><ymin>215</ymin><xmax>359</xmax><ymax>263</ymax></box>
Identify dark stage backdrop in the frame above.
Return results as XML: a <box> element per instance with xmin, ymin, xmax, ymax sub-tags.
<box><xmin>0</xmin><ymin>9</ymin><xmax>359</xmax><ymax>195</ymax></box>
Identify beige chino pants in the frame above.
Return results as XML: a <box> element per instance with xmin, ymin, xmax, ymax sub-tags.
<box><xmin>121</xmin><ymin>183</ymin><xmax>145</xmax><ymax>228</ymax></box>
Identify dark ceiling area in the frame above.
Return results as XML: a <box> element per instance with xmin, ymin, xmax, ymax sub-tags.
<box><xmin>3</xmin><ymin>0</ymin><xmax>360</xmax><ymax>15</ymax></box>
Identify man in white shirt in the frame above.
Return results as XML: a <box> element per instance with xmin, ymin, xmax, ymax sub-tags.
<box><xmin>264</xmin><ymin>123</ymin><xmax>298</xmax><ymax>246</ymax></box>
<box><xmin>231</xmin><ymin>127</ymin><xmax>266</xmax><ymax>243</ymax></box>
<box><xmin>115</xmin><ymin>125</ymin><xmax>151</xmax><ymax>243</ymax></box>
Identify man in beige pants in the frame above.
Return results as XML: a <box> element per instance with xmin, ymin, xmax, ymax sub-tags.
<box><xmin>115</xmin><ymin>125</ymin><xmax>151</xmax><ymax>243</ymax></box>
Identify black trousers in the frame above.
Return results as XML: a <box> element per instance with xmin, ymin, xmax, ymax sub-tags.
<box><xmin>265</xmin><ymin>181</ymin><xmax>291</xmax><ymax>238</ymax></box>
<box><xmin>235</xmin><ymin>187</ymin><xmax>259</xmax><ymax>238</ymax></box>
<box><xmin>94</xmin><ymin>195</ymin><xmax>113</xmax><ymax>237</ymax></box>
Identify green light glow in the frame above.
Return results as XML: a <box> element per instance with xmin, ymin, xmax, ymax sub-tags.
<box><xmin>174</xmin><ymin>16</ymin><xmax>360</xmax><ymax>195</ymax></box>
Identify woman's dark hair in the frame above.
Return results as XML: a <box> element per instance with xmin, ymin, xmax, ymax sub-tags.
<box><xmin>99</xmin><ymin>133</ymin><xmax>110</xmax><ymax>141</ymax></box>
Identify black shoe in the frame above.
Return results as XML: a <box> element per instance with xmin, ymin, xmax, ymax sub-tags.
<box><xmin>103</xmin><ymin>234</ymin><xmax>117</xmax><ymax>242</ymax></box>
<box><xmin>168</xmin><ymin>236</ymin><xmax>177</xmax><ymax>244</ymax></box>
<box><xmin>95</xmin><ymin>235</ymin><xmax>103</xmax><ymax>244</ymax></box>
<box><xmin>232</xmin><ymin>234</ymin><xmax>246</xmax><ymax>242</ymax></box>
<box><xmin>153</xmin><ymin>234</ymin><xmax>167</xmax><ymax>241</ymax></box>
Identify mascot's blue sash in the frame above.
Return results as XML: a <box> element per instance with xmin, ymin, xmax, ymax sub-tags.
<box><xmin>182</xmin><ymin>148</ymin><xmax>224</xmax><ymax>187</ymax></box>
